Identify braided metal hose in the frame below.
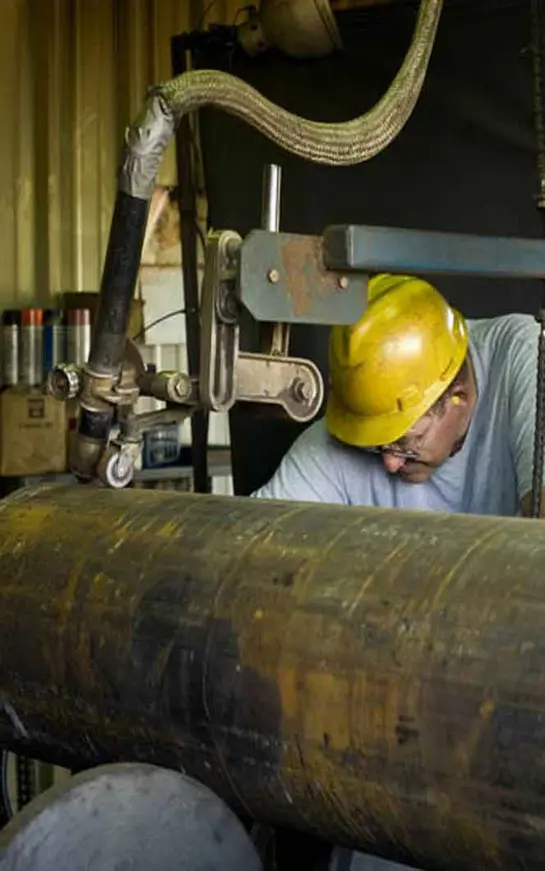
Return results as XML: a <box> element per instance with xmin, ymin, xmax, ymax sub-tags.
<box><xmin>120</xmin><ymin>0</ymin><xmax>443</xmax><ymax>198</ymax></box>
<box><xmin>158</xmin><ymin>0</ymin><xmax>442</xmax><ymax>165</ymax></box>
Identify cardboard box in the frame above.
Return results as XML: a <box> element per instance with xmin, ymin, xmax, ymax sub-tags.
<box><xmin>0</xmin><ymin>388</ymin><xmax>67</xmax><ymax>476</ymax></box>
<box><xmin>62</xmin><ymin>292</ymin><xmax>145</xmax><ymax>342</ymax></box>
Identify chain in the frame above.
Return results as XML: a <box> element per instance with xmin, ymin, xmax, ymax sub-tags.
<box><xmin>530</xmin><ymin>0</ymin><xmax>545</xmax><ymax>517</ymax></box>
<box><xmin>531</xmin><ymin>0</ymin><xmax>545</xmax><ymax>202</ymax></box>
<box><xmin>531</xmin><ymin>312</ymin><xmax>545</xmax><ymax>517</ymax></box>
<box><xmin>15</xmin><ymin>755</ymin><xmax>35</xmax><ymax>810</ymax></box>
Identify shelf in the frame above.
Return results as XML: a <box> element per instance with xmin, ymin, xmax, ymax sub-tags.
<box><xmin>1</xmin><ymin>449</ymin><xmax>232</xmax><ymax>488</ymax></box>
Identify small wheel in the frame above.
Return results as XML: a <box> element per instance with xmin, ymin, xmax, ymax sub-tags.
<box><xmin>97</xmin><ymin>448</ymin><xmax>135</xmax><ymax>489</ymax></box>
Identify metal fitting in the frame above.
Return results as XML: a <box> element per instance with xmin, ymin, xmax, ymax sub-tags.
<box><xmin>217</xmin><ymin>285</ymin><xmax>239</xmax><ymax>324</ymax></box>
<box><xmin>47</xmin><ymin>364</ymin><xmax>84</xmax><ymax>401</ymax></box>
<box><xmin>170</xmin><ymin>373</ymin><xmax>193</xmax><ymax>402</ymax></box>
<box><xmin>291</xmin><ymin>377</ymin><xmax>314</xmax><ymax>404</ymax></box>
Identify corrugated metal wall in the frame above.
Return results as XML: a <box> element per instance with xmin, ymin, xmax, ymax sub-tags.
<box><xmin>0</xmin><ymin>0</ymin><xmax>239</xmax><ymax>309</ymax></box>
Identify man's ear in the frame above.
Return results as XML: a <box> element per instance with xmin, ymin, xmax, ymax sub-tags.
<box><xmin>450</xmin><ymin>383</ymin><xmax>469</xmax><ymax>405</ymax></box>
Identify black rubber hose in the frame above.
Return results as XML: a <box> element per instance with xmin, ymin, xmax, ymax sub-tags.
<box><xmin>74</xmin><ymin>191</ymin><xmax>149</xmax><ymax>459</ymax></box>
<box><xmin>88</xmin><ymin>192</ymin><xmax>149</xmax><ymax>376</ymax></box>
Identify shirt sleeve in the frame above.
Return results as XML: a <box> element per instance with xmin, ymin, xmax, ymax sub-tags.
<box><xmin>251</xmin><ymin>420</ymin><xmax>348</xmax><ymax>504</ymax></box>
<box><xmin>506</xmin><ymin>315</ymin><xmax>541</xmax><ymax>502</ymax></box>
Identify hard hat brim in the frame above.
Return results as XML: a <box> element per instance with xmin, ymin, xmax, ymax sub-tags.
<box><xmin>325</xmin><ymin>389</ymin><xmax>426</xmax><ymax>448</ymax></box>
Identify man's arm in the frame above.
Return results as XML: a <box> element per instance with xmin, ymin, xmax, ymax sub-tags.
<box><xmin>505</xmin><ymin>316</ymin><xmax>545</xmax><ymax>517</ymax></box>
<box><xmin>252</xmin><ymin>420</ymin><xmax>348</xmax><ymax>504</ymax></box>
<box><xmin>520</xmin><ymin>492</ymin><xmax>542</xmax><ymax>518</ymax></box>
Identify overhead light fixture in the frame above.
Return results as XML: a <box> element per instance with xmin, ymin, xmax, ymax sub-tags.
<box><xmin>237</xmin><ymin>0</ymin><xmax>343</xmax><ymax>59</ymax></box>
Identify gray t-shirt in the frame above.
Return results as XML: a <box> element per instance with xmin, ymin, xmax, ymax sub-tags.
<box><xmin>253</xmin><ymin>314</ymin><xmax>540</xmax><ymax>516</ymax></box>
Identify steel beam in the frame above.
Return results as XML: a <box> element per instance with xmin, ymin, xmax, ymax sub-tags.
<box><xmin>0</xmin><ymin>486</ymin><xmax>544</xmax><ymax>869</ymax></box>
<box><xmin>323</xmin><ymin>224</ymin><xmax>545</xmax><ymax>278</ymax></box>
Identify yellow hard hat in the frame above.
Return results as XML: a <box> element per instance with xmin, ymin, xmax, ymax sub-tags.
<box><xmin>325</xmin><ymin>273</ymin><xmax>468</xmax><ymax>447</ymax></box>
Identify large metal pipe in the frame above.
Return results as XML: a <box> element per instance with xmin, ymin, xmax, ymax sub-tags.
<box><xmin>0</xmin><ymin>486</ymin><xmax>544</xmax><ymax>869</ymax></box>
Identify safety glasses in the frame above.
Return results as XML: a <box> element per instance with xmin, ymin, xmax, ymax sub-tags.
<box><xmin>362</xmin><ymin>445</ymin><xmax>421</xmax><ymax>461</ymax></box>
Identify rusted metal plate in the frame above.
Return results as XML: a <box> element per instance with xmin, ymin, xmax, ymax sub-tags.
<box><xmin>238</xmin><ymin>229</ymin><xmax>367</xmax><ymax>323</ymax></box>
<box><xmin>0</xmin><ymin>486</ymin><xmax>545</xmax><ymax>868</ymax></box>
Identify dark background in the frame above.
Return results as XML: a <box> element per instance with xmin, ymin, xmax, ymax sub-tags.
<box><xmin>196</xmin><ymin>0</ymin><xmax>542</xmax><ymax>494</ymax></box>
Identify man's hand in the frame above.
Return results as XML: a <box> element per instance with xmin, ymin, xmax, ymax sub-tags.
<box><xmin>520</xmin><ymin>489</ymin><xmax>545</xmax><ymax>518</ymax></box>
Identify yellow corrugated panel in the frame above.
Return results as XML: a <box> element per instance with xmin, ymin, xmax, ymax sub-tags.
<box><xmin>0</xmin><ymin>0</ymin><xmax>34</xmax><ymax>306</ymax></box>
<box><xmin>0</xmin><ymin>0</ymin><xmax>204</xmax><ymax>308</ymax></box>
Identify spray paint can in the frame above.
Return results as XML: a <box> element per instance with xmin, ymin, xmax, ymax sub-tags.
<box><xmin>43</xmin><ymin>309</ymin><xmax>65</xmax><ymax>374</ymax></box>
<box><xmin>1</xmin><ymin>310</ymin><xmax>20</xmax><ymax>387</ymax></box>
<box><xmin>20</xmin><ymin>308</ymin><xmax>44</xmax><ymax>386</ymax></box>
<box><xmin>66</xmin><ymin>309</ymin><xmax>91</xmax><ymax>366</ymax></box>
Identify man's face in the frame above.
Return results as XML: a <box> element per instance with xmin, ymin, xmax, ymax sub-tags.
<box><xmin>365</xmin><ymin>396</ymin><xmax>468</xmax><ymax>483</ymax></box>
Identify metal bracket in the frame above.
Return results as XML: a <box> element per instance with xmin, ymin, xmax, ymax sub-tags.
<box><xmin>199</xmin><ymin>229</ymin><xmax>242</xmax><ymax>413</ymax></box>
<box><xmin>199</xmin><ymin>228</ymin><xmax>325</xmax><ymax>422</ymax></box>
<box><xmin>236</xmin><ymin>352</ymin><xmax>323</xmax><ymax>422</ymax></box>
<box><xmin>239</xmin><ymin>229</ymin><xmax>368</xmax><ymax>323</ymax></box>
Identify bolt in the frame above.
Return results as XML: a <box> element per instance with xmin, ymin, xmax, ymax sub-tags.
<box><xmin>291</xmin><ymin>378</ymin><xmax>314</xmax><ymax>404</ymax></box>
<box><xmin>337</xmin><ymin>275</ymin><xmax>349</xmax><ymax>291</ymax></box>
<box><xmin>172</xmin><ymin>374</ymin><xmax>191</xmax><ymax>401</ymax></box>
<box><xmin>267</xmin><ymin>268</ymin><xmax>280</xmax><ymax>284</ymax></box>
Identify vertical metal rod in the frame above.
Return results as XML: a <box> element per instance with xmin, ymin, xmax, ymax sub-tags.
<box><xmin>261</xmin><ymin>164</ymin><xmax>282</xmax><ymax>232</ymax></box>
<box><xmin>247</xmin><ymin>170</ymin><xmax>290</xmax><ymax>856</ymax></box>
<box><xmin>260</xmin><ymin>163</ymin><xmax>290</xmax><ymax>356</ymax></box>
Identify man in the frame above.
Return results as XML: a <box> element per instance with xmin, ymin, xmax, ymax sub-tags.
<box><xmin>253</xmin><ymin>273</ymin><xmax>541</xmax><ymax>517</ymax></box>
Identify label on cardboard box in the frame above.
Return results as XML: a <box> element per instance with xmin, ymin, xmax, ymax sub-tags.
<box><xmin>0</xmin><ymin>388</ymin><xmax>67</xmax><ymax>476</ymax></box>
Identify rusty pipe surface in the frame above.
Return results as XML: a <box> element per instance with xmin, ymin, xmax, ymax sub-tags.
<box><xmin>0</xmin><ymin>486</ymin><xmax>544</xmax><ymax>869</ymax></box>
